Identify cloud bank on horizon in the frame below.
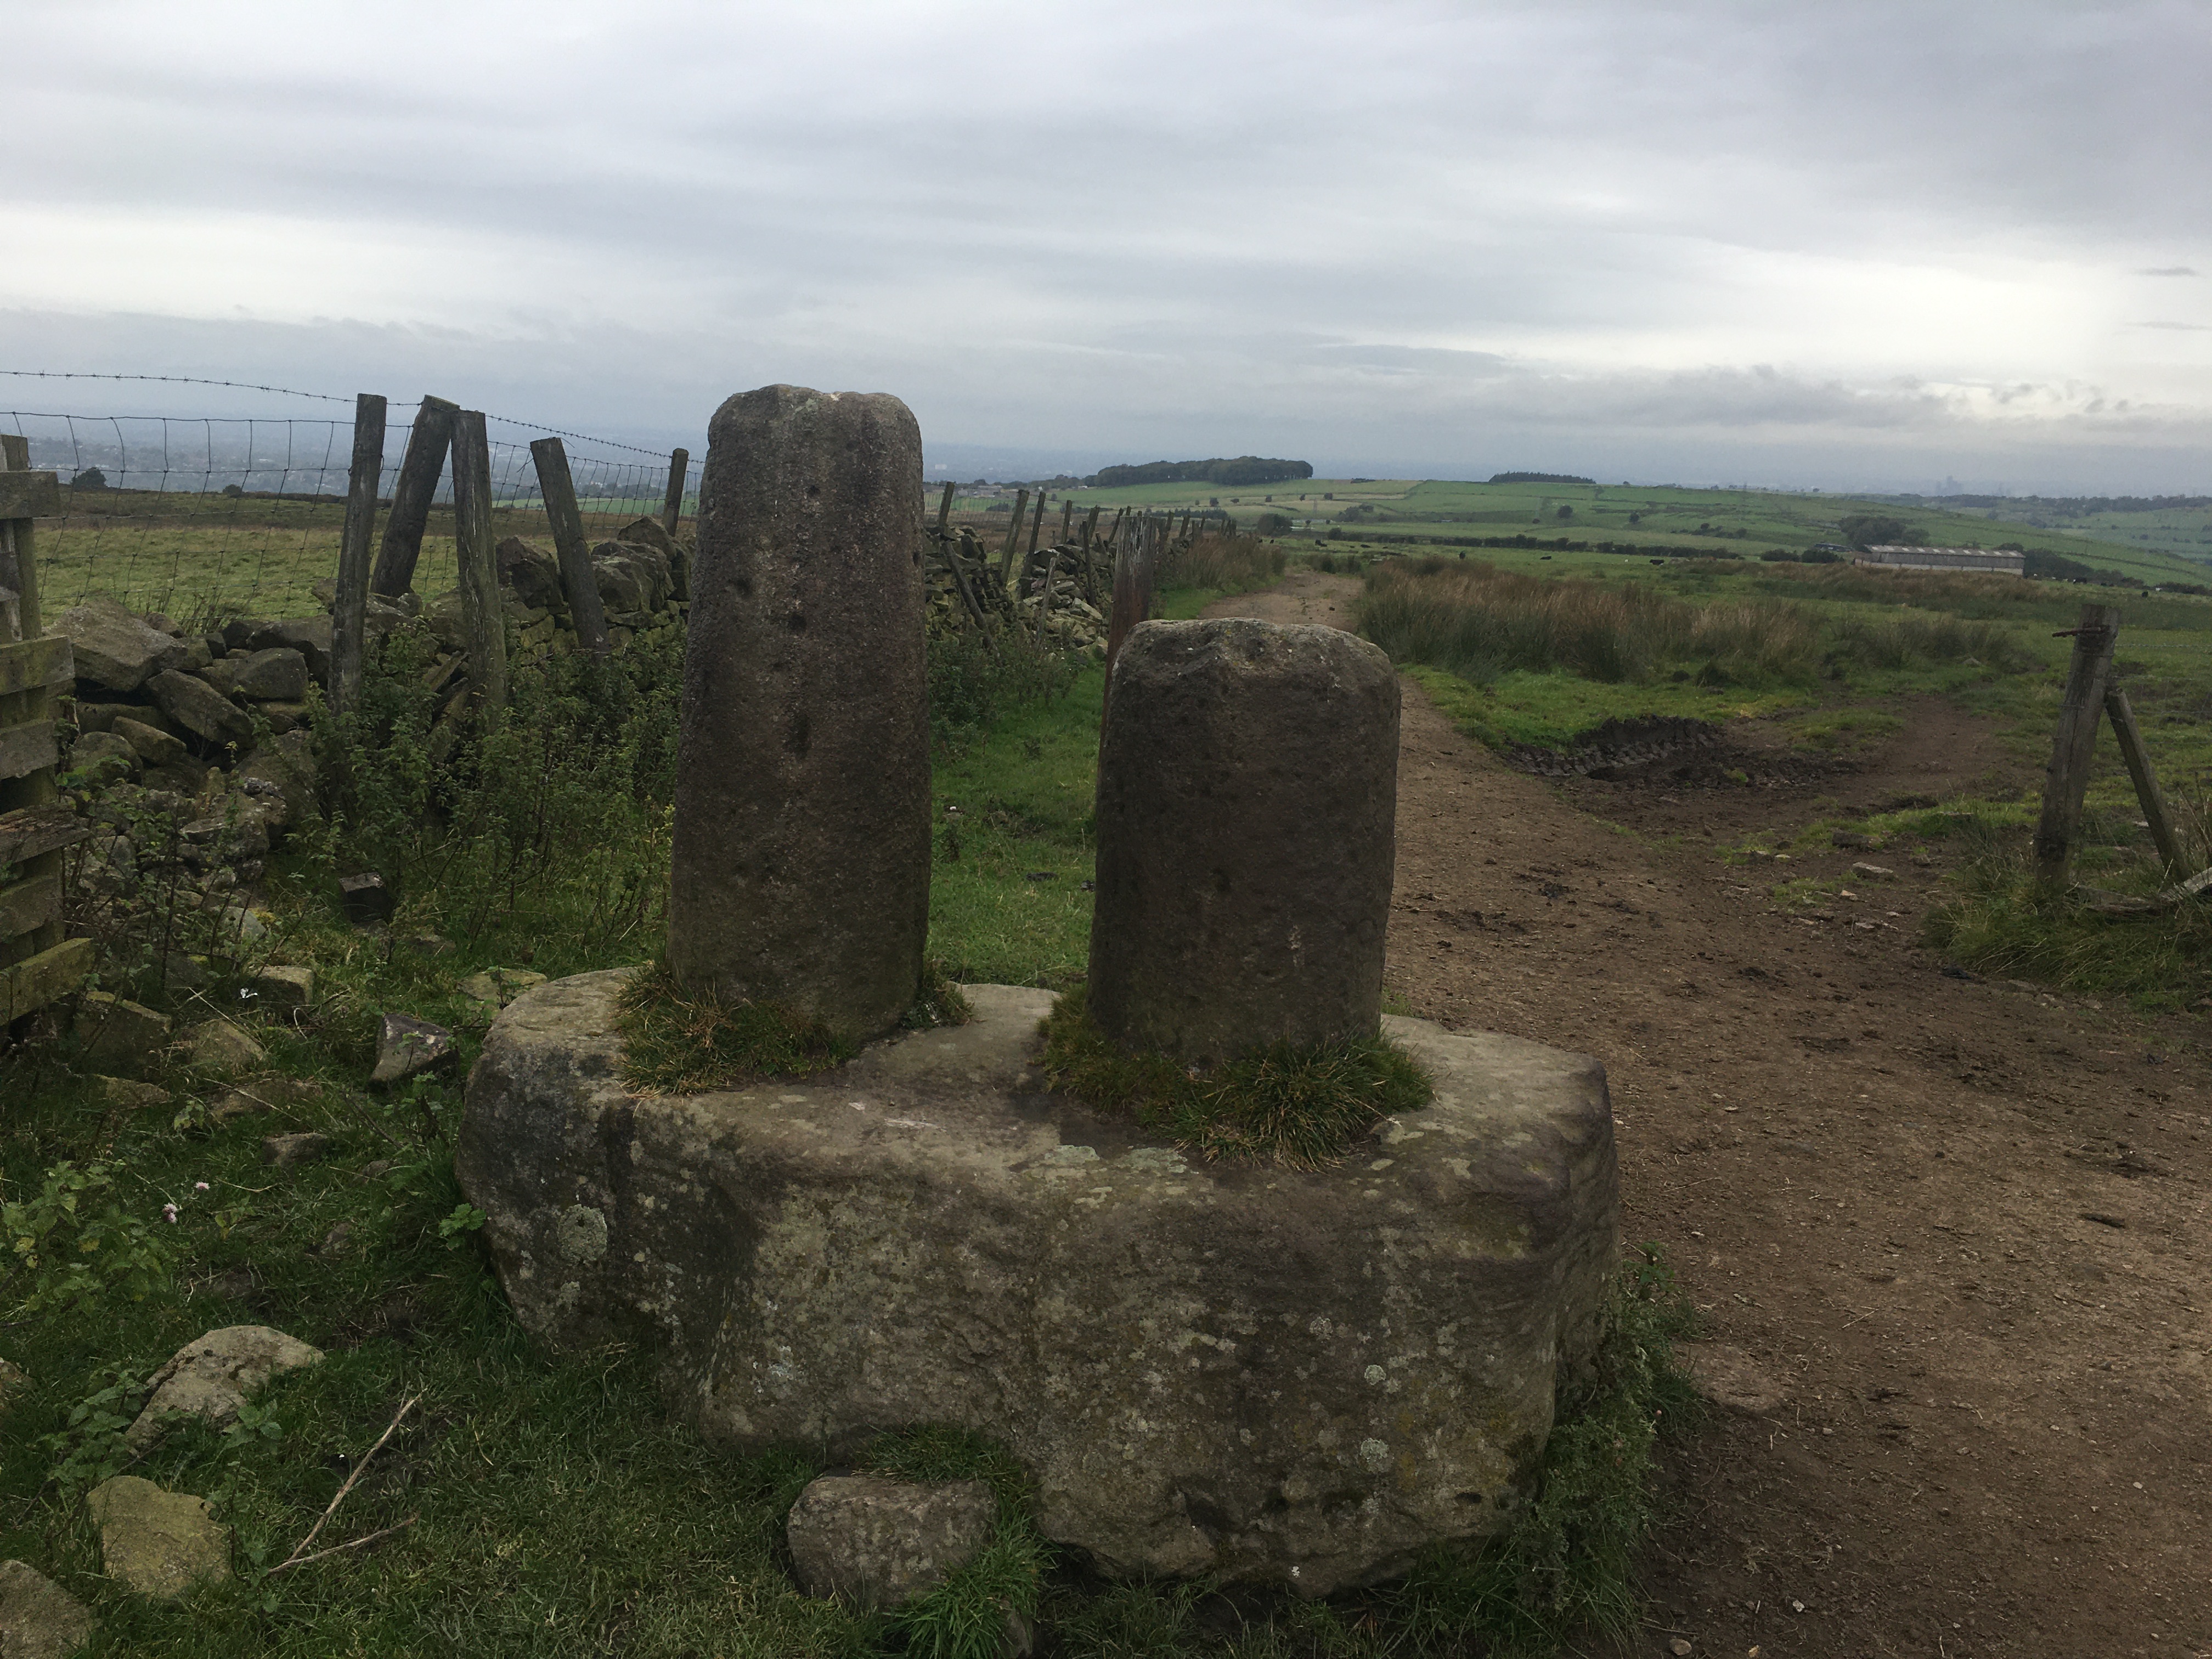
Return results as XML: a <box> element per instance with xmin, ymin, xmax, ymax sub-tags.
<box><xmin>5</xmin><ymin>0</ymin><xmax>2210</xmax><ymax>493</ymax></box>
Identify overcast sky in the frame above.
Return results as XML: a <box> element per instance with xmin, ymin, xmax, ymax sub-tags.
<box><xmin>7</xmin><ymin>0</ymin><xmax>2211</xmax><ymax>492</ymax></box>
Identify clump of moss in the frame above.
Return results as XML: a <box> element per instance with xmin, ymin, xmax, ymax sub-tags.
<box><xmin>903</xmin><ymin>960</ymin><xmax>976</xmax><ymax>1031</ymax></box>
<box><xmin>616</xmin><ymin>959</ymin><xmax>854</xmax><ymax>1094</ymax></box>
<box><xmin>1038</xmin><ymin>988</ymin><xmax>1432</xmax><ymax>1169</ymax></box>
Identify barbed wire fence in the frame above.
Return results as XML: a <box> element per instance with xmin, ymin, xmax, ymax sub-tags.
<box><xmin>2</xmin><ymin>374</ymin><xmax>694</xmax><ymax>627</ymax></box>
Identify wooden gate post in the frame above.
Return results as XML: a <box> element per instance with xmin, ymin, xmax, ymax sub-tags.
<box><xmin>328</xmin><ymin>393</ymin><xmax>386</xmax><ymax>718</ymax></box>
<box><xmin>370</xmin><ymin>394</ymin><xmax>458</xmax><ymax>597</ymax></box>
<box><xmin>0</xmin><ymin>433</ymin><xmax>93</xmax><ymax>1026</ymax></box>
<box><xmin>450</xmin><ymin>411</ymin><xmax>509</xmax><ymax>723</ymax></box>
<box><xmin>529</xmin><ymin>438</ymin><xmax>613</xmax><ymax>658</ymax></box>
<box><xmin>2033</xmin><ymin>603</ymin><xmax>2123</xmax><ymax>887</ymax></box>
<box><xmin>661</xmin><ymin>447</ymin><xmax>689</xmax><ymax>535</ymax></box>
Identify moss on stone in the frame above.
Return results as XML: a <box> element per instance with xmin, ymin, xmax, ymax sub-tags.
<box><xmin>1038</xmin><ymin>988</ymin><xmax>1432</xmax><ymax>1170</ymax></box>
<box><xmin>616</xmin><ymin>960</ymin><xmax>854</xmax><ymax>1093</ymax></box>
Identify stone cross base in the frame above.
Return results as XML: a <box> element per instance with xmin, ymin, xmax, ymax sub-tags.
<box><xmin>456</xmin><ymin>972</ymin><xmax>1621</xmax><ymax>1596</ymax></box>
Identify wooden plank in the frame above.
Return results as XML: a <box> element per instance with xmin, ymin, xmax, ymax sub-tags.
<box><xmin>450</xmin><ymin>410</ymin><xmax>508</xmax><ymax>720</ymax></box>
<box><xmin>2104</xmin><ymin>687</ymin><xmax>2191</xmax><ymax>879</ymax></box>
<box><xmin>2033</xmin><ymin>604</ymin><xmax>2122</xmax><ymax>886</ymax></box>
<box><xmin>1</xmin><ymin>434</ymin><xmax>48</xmax><ymax>641</ymax></box>
<box><xmin>0</xmin><ymin>804</ymin><xmax>91</xmax><ymax>867</ymax></box>
<box><xmin>370</xmin><ymin>394</ymin><xmax>458</xmax><ymax>597</ymax></box>
<box><xmin>661</xmin><ymin>447</ymin><xmax>689</xmax><ymax>534</ymax></box>
<box><xmin>0</xmin><ymin>871</ymin><xmax>59</xmax><ymax>939</ymax></box>
<box><xmin>329</xmin><ymin>392</ymin><xmax>387</xmax><ymax>718</ymax></box>
<box><xmin>0</xmin><ymin>718</ymin><xmax>57</xmax><ymax>783</ymax></box>
<box><xmin>0</xmin><ymin>470</ymin><xmax>60</xmax><ymax>521</ymax></box>
<box><xmin>0</xmin><ymin>934</ymin><xmax>92</xmax><ymax>1024</ymax></box>
<box><xmin>529</xmin><ymin>438</ymin><xmax>612</xmax><ymax>658</ymax></box>
<box><xmin>0</xmin><ymin>636</ymin><xmax>71</xmax><ymax>697</ymax></box>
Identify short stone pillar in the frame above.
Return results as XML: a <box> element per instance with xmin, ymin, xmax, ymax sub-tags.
<box><xmin>666</xmin><ymin>385</ymin><xmax>929</xmax><ymax>1041</ymax></box>
<box><xmin>1088</xmin><ymin>618</ymin><xmax>1400</xmax><ymax>1063</ymax></box>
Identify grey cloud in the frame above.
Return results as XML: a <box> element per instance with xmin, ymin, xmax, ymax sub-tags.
<box><xmin>2138</xmin><ymin>267</ymin><xmax>2201</xmax><ymax>276</ymax></box>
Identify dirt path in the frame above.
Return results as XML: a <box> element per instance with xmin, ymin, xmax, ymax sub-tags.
<box><xmin>1204</xmin><ymin>572</ymin><xmax>2212</xmax><ymax>1659</ymax></box>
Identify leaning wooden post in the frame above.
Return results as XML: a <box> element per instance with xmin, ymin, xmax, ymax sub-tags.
<box><xmin>528</xmin><ymin>438</ymin><xmax>613</xmax><ymax>658</ymax></box>
<box><xmin>996</xmin><ymin>487</ymin><xmax>1029</xmax><ymax>588</ymax></box>
<box><xmin>450</xmin><ymin>411</ymin><xmax>508</xmax><ymax>722</ymax></box>
<box><xmin>1060</xmin><ymin>499</ymin><xmax>1074</xmax><ymax>541</ymax></box>
<box><xmin>1026</xmin><ymin>490</ymin><xmax>1047</xmax><ymax>560</ymax></box>
<box><xmin>328</xmin><ymin>392</ymin><xmax>386</xmax><ymax>717</ymax></box>
<box><xmin>1034</xmin><ymin>544</ymin><xmax>1062</xmax><ymax>648</ymax></box>
<box><xmin>1101</xmin><ymin>517</ymin><xmax>1158</xmax><ymax>731</ymax></box>
<box><xmin>370</xmin><ymin>393</ymin><xmax>458</xmax><ymax>597</ymax></box>
<box><xmin>661</xmin><ymin>447</ymin><xmax>689</xmax><ymax>535</ymax></box>
<box><xmin>936</xmin><ymin>481</ymin><xmax>956</xmax><ymax>533</ymax></box>
<box><xmin>2033</xmin><ymin>603</ymin><xmax>2122</xmax><ymax>887</ymax></box>
<box><xmin>2103</xmin><ymin>686</ymin><xmax>2190</xmax><ymax>878</ymax></box>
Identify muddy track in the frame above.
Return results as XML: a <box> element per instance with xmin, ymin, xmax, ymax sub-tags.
<box><xmin>1203</xmin><ymin>572</ymin><xmax>2212</xmax><ymax>1659</ymax></box>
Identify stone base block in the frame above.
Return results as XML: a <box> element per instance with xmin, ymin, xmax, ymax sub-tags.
<box><xmin>456</xmin><ymin>973</ymin><xmax>1620</xmax><ymax>1595</ymax></box>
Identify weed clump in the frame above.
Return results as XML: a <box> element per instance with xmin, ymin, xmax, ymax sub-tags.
<box><xmin>1037</xmin><ymin>988</ymin><xmax>1431</xmax><ymax>1169</ymax></box>
<box><xmin>614</xmin><ymin>960</ymin><xmax>855</xmax><ymax>1094</ymax></box>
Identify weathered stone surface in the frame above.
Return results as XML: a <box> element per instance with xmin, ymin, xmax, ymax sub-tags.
<box><xmin>373</xmin><ymin>1013</ymin><xmax>452</xmax><ymax>1083</ymax></box>
<box><xmin>614</xmin><ymin>515</ymin><xmax>680</xmax><ymax>558</ymax></box>
<box><xmin>786</xmin><ymin>1475</ymin><xmax>996</xmax><ymax>1608</ymax></box>
<box><xmin>146</xmin><ymin>669</ymin><xmax>252</xmax><ymax>749</ymax></box>
<box><xmin>0</xmin><ymin>1559</ymin><xmax>98</xmax><ymax>1657</ymax></box>
<box><xmin>252</xmin><ymin>964</ymin><xmax>314</xmax><ymax>1008</ymax></box>
<box><xmin>124</xmin><ymin>1326</ymin><xmax>324</xmax><ymax>1449</ymax></box>
<box><xmin>76</xmin><ymin>993</ymin><xmax>171</xmax><ymax>1076</ymax></box>
<box><xmin>496</xmin><ymin>537</ymin><xmax>567</xmax><ymax>613</ymax></box>
<box><xmin>232</xmin><ymin>647</ymin><xmax>308</xmax><ymax>702</ymax></box>
<box><xmin>458</xmin><ymin>972</ymin><xmax>1620</xmax><ymax>1594</ymax></box>
<box><xmin>340</xmin><ymin>871</ymin><xmax>393</xmax><ymax>924</ymax></box>
<box><xmin>95</xmin><ymin>1075</ymin><xmax>171</xmax><ymax>1111</ymax></box>
<box><xmin>457</xmin><ymin>968</ymin><xmax>546</xmax><ymax>1012</ymax></box>
<box><xmin>261</xmin><ymin>1131</ymin><xmax>333</xmax><ymax>1171</ymax></box>
<box><xmin>238</xmin><ymin>731</ymin><xmax>317</xmax><ymax>828</ymax></box>
<box><xmin>1090</xmin><ymin>619</ymin><xmax>1400</xmax><ymax>1065</ymax></box>
<box><xmin>185</xmin><ymin>1018</ymin><xmax>265</xmax><ymax>1075</ymax></box>
<box><xmin>51</xmin><ymin>596</ymin><xmax>186</xmax><ymax>692</ymax></box>
<box><xmin>66</xmin><ymin>730</ymin><xmax>136</xmax><ymax>786</ymax></box>
<box><xmin>667</xmin><ymin>385</ymin><xmax>930</xmax><ymax>1042</ymax></box>
<box><xmin>84</xmin><ymin>1478</ymin><xmax>230</xmax><ymax>1597</ymax></box>
<box><xmin>111</xmin><ymin>716</ymin><xmax>187</xmax><ymax>768</ymax></box>
<box><xmin>245</xmin><ymin>618</ymin><xmax>331</xmax><ymax>682</ymax></box>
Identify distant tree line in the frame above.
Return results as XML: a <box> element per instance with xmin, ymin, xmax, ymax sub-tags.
<box><xmin>1487</xmin><ymin>471</ymin><xmax>1594</xmax><ymax>486</ymax></box>
<box><xmin>1906</xmin><ymin>493</ymin><xmax>2212</xmax><ymax>516</ymax></box>
<box><xmin>1088</xmin><ymin>456</ymin><xmax>1314</xmax><ymax>488</ymax></box>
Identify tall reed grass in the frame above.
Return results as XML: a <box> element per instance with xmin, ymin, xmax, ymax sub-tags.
<box><xmin>1155</xmin><ymin>531</ymin><xmax>1286</xmax><ymax>593</ymax></box>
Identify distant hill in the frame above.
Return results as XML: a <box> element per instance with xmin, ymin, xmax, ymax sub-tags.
<box><xmin>1488</xmin><ymin>471</ymin><xmax>1594</xmax><ymax>486</ymax></box>
<box><xmin>1089</xmin><ymin>456</ymin><xmax>1313</xmax><ymax>488</ymax></box>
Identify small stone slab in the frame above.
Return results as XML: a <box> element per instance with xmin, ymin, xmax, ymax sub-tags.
<box><xmin>252</xmin><ymin>965</ymin><xmax>314</xmax><ymax>1009</ymax></box>
<box><xmin>261</xmin><ymin>1132</ymin><xmax>333</xmax><ymax>1171</ymax></box>
<box><xmin>76</xmin><ymin>993</ymin><xmax>171</xmax><ymax>1077</ymax></box>
<box><xmin>0</xmin><ymin>1559</ymin><xmax>98</xmax><ymax>1657</ymax></box>
<box><xmin>147</xmin><ymin>669</ymin><xmax>252</xmax><ymax>748</ymax></box>
<box><xmin>459</xmin><ymin>972</ymin><xmax>1620</xmax><ymax>1595</ymax></box>
<box><xmin>124</xmin><ymin>1326</ymin><xmax>323</xmax><ymax>1449</ymax></box>
<box><xmin>84</xmin><ymin>1477</ymin><xmax>230</xmax><ymax>1598</ymax></box>
<box><xmin>185</xmin><ymin>1019</ymin><xmax>266</xmax><ymax>1075</ymax></box>
<box><xmin>339</xmin><ymin>872</ymin><xmax>393</xmax><ymax>923</ymax></box>
<box><xmin>373</xmin><ymin>1013</ymin><xmax>453</xmax><ymax>1084</ymax></box>
<box><xmin>95</xmin><ymin>1076</ymin><xmax>171</xmax><ymax>1111</ymax></box>
<box><xmin>232</xmin><ymin>647</ymin><xmax>308</xmax><ymax>702</ymax></box>
<box><xmin>787</xmin><ymin>1475</ymin><xmax>996</xmax><ymax>1609</ymax></box>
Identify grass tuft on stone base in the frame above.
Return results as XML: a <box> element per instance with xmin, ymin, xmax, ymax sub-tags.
<box><xmin>860</xmin><ymin>1425</ymin><xmax>1049</xmax><ymax>1659</ymax></box>
<box><xmin>1037</xmin><ymin>989</ymin><xmax>1432</xmax><ymax>1170</ymax></box>
<box><xmin>614</xmin><ymin>960</ymin><xmax>856</xmax><ymax>1094</ymax></box>
<box><xmin>902</xmin><ymin>960</ymin><xmax>977</xmax><ymax>1031</ymax></box>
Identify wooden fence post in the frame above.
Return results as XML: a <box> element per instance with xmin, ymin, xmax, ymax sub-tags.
<box><xmin>1026</xmin><ymin>491</ymin><xmax>1047</xmax><ymax>560</ymax></box>
<box><xmin>2103</xmin><ymin>686</ymin><xmax>2190</xmax><ymax>878</ymax></box>
<box><xmin>370</xmin><ymin>394</ymin><xmax>458</xmax><ymax>597</ymax></box>
<box><xmin>1060</xmin><ymin>499</ymin><xmax>1074</xmax><ymax>541</ymax></box>
<box><xmin>529</xmin><ymin>438</ymin><xmax>613</xmax><ymax>658</ymax></box>
<box><xmin>661</xmin><ymin>447</ymin><xmax>689</xmax><ymax>535</ymax></box>
<box><xmin>2033</xmin><ymin>603</ymin><xmax>2122</xmax><ymax>887</ymax></box>
<box><xmin>328</xmin><ymin>393</ymin><xmax>386</xmax><ymax>718</ymax></box>
<box><xmin>1101</xmin><ymin>517</ymin><xmax>1157</xmax><ymax>730</ymax></box>
<box><xmin>997</xmin><ymin>488</ymin><xmax>1029</xmax><ymax>588</ymax></box>
<box><xmin>0</xmin><ymin>432</ymin><xmax>94</xmax><ymax>1026</ymax></box>
<box><xmin>450</xmin><ymin>411</ymin><xmax>508</xmax><ymax>723</ymax></box>
<box><xmin>936</xmin><ymin>481</ymin><xmax>956</xmax><ymax>533</ymax></box>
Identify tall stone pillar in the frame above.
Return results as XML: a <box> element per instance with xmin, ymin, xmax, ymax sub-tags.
<box><xmin>1087</xmin><ymin>617</ymin><xmax>1400</xmax><ymax>1064</ymax></box>
<box><xmin>667</xmin><ymin>386</ymin><xmax>929</xmax><ymax>1041</ymax></box>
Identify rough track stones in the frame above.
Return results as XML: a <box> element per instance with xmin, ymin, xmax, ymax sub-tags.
<box><xmin>665</xmin><ymin>385</ymin><xmax>929</xmax><ymax>1040</ymax></box>
<box><xmin>1090</xmin><ymin>617</ymin><xmax>1400</xmax><ymax>1062</ymax></box>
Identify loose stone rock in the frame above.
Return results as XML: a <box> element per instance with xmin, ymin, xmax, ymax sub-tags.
<box><xmin>66</xmin><ymin>730</ymin><xmax>136</xmax><ymax>786</ymax></box>
<box><xmin>665</xmin><ymin>384</ymin><xmax>930</xmax><ymax>1042</ymax></box>
<box><xmin>123</xmin><ymin>1326</ymin><xmax>323</xmax><ymax>1449</ymax></box>
<box><xmin>76</xmin><ymin>993</ymin><xmax>172</xmax><ymax>1076</ymax></box>
<box><xmin>83</xmin><ymin>1477</ymin><xmax>231</xmax><ymax>1598</ymax></box>
<box><xmin>95</xmin><ymin>1075</ymin><xmax>171</xmax><ymax>1111</ymax></box>
<box><xmin>185</xmin><ymin>1019</ymin><xmax>266</xmax><ymax>1075</ymax></box>
<box><xmin>0</xmin><ymin>1559</ymin><xmax>99</xmax><ymax>1658</ymax></box>
<box><xmin>146</xmin><ymin>669</ymin><xmax>252</xmax><ymax>748</ymax></box>
<box><xmin>373</xmin><ymin>1013</ymin><xmax>453</xmax><ymax>1084</ymax></box>
<box><xmin>1089</xmin><ymin>618</ymin><xmax>1401</xmax><ymax>1063</ymax></box>
<box><xmin>232</xmin><ymin>647</ymin><xmax>308</xmax><ymax>701</ymax></box>
<box><xmin>52</xmin><ymin>596</ymin><xmax>187</xmax><ymax>692</ymax></box>
<box><xmin>339</xmin><ymin>872</ymin><xmax>393</xmax><ymax>924</ymax></box>
<box><xmin>245</xmin><ymin>618</ymin><xmax>331</xmax><ymax>681</ymax></box>
<box><xmin>786</xmin><ymin>1475</ymin><xmax>996</xmax><ymax>1609</ymax></box>
<box><xmin>112</xmin><ymin>716</ymin><xmax>187</xmax><ymax>768</ymax></box>
<box><xmin>261</xmin><ymin>1131</ymin><xmax>333</xmax><ymax>1171</ymax></box>
<box><xmin>252</xmin><ymin>965</ymin><xmax>314</xmax><ymax>1009</ymax></box>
